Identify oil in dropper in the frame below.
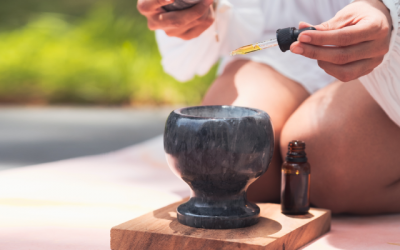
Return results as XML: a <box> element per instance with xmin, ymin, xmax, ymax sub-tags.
<box><xmin>230</xmin><ymin>27</ymin><xmax>317</xmax><ymax>56</ymax></box>
<box><xmin>230</xmin><ymin>44</ymin><xmax>262</xmax><ymax>56</ymax></box>
<box><xmin>230</xmin><ymin>38</ymin><xmax>278</xmax><ymax>56</ymax></box>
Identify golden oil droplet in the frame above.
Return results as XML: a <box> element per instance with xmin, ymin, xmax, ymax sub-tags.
<box><xmin>230</xmin><ymin>44</ymin><xmax>262</xmax><ymax>56</ymax></box>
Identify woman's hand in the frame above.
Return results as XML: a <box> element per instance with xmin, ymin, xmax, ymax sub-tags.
<box><xmin>137</xmin><ymin>0</ymin><xmax>214</xmax><ymax>40</ymax></box>
<box><xmin>290</xmin><ymin>0</ymin><xmax>392</xmax><ymax>82</ymax></box>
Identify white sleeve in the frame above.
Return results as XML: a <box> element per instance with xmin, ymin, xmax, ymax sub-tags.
<box><xmin>155</xmin><ymin>0</ymin><xmax>264</xmax><ymax>82</ymax></box>
<box><xmin>358</xmin><ymin>0</ymin><xmax>400</xmax><ymax>126</ymax></box>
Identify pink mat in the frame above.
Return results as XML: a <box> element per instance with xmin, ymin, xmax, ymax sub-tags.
<box><xmin>0</xmin><ymin>136</ymin><xmax>399</xmax><ymax>249</ymax></box>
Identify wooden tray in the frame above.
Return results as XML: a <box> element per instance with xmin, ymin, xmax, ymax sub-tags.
<box><xmin>111</xmin><ymin>201</ymin><xmax>331</xmax><ymax>250</ymax></box>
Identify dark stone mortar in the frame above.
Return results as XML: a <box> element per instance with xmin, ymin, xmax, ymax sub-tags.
<box><xmin>164</xmin><ymin>105</ymin><xmax>274</xmax><ymax>229</ymax></box>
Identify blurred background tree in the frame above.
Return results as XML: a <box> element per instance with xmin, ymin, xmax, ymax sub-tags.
<box><xmin>0</xmin><ymin>0</ymin><xmax>216</xmax><ymax>105</ymax></box>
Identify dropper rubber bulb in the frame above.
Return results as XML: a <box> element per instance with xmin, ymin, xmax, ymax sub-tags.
<box><xmin>230</xmin><ymin>26</ymin><xmax>316</xmax><ymax>56</ymax></box>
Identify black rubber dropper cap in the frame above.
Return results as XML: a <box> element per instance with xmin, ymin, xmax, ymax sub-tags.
<box><xmin>276</xmin><ymin>27</ymin><xmax>316</xmax><ymax>52</ymax></box>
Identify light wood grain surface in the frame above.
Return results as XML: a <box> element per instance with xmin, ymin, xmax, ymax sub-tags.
<box><xmin>111</xmin><ymin>201</ymin><xmax>331</xmax><ymax>250</ymax></box>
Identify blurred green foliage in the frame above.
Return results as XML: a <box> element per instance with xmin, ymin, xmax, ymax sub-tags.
<box><xmin>0</xmin><ymin>0</ymin><xmax>216</xmax><ymax>105</ymax></box>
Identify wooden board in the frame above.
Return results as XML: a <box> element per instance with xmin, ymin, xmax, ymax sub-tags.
<box><xmin>111</xmin><ymin>200</ymin><xmax>331</xmax><ymax>250</ymax></box>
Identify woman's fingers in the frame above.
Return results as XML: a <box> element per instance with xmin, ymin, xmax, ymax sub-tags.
<box><xmin>298</xmin><ymin>22</ymin><xmax>383</xmax><ymax>47</ymax></box>
<box><xmin>137</xmin><ymin>0</ymin><xmax>173</xmax><ymax>14</ymax></box>
<box><xmin>156</xmin><ymin>0</ymin><xmax>213</xmax><ymax>29</ymax></box>
<box><xmin>140</xmin><ymin>0</ymin><xmax>214</xmax><ymax>39</ymax></box>
<box><xmin>179</xmin><ymin>18</ymin><xmax>213</xmax><ymax>40</ymax></box>
<box><xmin>318</xmin><ymin>56</ymin><xmax>384</xmax><ymax>82</ymax></box>
<box><xmin>298</xmin><ymin>21</ymin><xmax>313</xmax><ymax>30</ymax></box>
<box><xmin>293</xmin><ymin>0</ymin><xmax>392</xmax><ymax>82</ymax></box>
<box><xmin>163</xmin><ymin>7</ymin><xmax>214</xmax><ymax>38</ymax></box>
<box><xmin>296</xmin><ymin>0</ymin><xmax>392</xmax><ymax>47</ymax></box>
<box><xmin>290</xmin><ymin>40</ymin><xmax>388</xmax><ymax>65</ymax></box>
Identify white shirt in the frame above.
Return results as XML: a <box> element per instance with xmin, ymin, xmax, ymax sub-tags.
<box><xmin>155</xmin><ymin>0</ymin><xmax>400</xmax><ymax>127</ymax></box>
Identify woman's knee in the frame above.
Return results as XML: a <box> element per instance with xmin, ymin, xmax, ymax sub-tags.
<box><xmin>203</xmin><ymin>60</ymin><xmax>310</xmax><ymax>136</ymax></box>
<box><xmin>203</xmin><ymin>60</ymin><xmax>310</xmax><ymax>202</ymax></box>
<box><xmin>280</xmin><ymin>111</ymin><xmax>352</xmax><ymax>213</ymax></box>
<box><xmin>279</xmin><ymin>80</ymin><xmax>388</xmax><ymax>213</ymax></box>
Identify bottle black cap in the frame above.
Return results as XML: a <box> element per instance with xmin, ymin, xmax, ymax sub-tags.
<box><xmin>276</xmin><ymin>27</ymin><xmax>316</xmax><ymax>52</ymax></box>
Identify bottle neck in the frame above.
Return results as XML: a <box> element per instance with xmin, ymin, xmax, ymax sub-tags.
<box><xmin>286</xmin><ymin>154</ymin><xmax>308</xmax><ymax>163</ymax></box>
<box><xmin>286</xmin><ymin>147</ymin><xmax>308</xmax><ymax>163</ymax></box>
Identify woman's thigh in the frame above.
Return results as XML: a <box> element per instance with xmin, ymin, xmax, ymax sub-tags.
<box><xmin>281</xmin><ymin>79</ymin><xmax>400</xmax><ymax>214</ymax></box>
<box><xmin>203</xmin><ymin>59</ymin><xmax>309</xmax><ymax>202</ymax></box>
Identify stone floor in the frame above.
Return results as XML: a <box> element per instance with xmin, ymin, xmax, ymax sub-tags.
<box><xmin>0</xmin><ymin>106</ymin><xmax>173</xmax><ymax>170</ymax></box>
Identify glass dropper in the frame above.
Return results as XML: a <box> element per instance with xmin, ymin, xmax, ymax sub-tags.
<box><xmin>230</xmin><ymin>39</ymin><xmax>278</xmax><ymax>56</ymax></box>
<box><xmin>230</xmin><ymin>27</ymin><xmax>316</xmax><ymax>56</ymax></box>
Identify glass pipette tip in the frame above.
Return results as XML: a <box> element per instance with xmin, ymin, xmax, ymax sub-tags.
<box><xmin>230</xmin><ymin>38</ymin><xmax>279</xmax><ymax>56</ymax></box>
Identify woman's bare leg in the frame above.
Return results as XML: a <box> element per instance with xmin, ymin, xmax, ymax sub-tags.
<box><xmin>202</xmin><ymin>59</ymin><xmax>309</xmax><ymax>202</ymax></box>
<box><xmin>281</xmin><ymin>80</ymin><xmax>400</xmax><ymax>214</ymax></box>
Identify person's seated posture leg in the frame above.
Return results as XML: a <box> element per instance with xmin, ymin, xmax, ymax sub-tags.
<box><xmin>203</xmin><ymin>62</ymin><xmax>400</xmax><ymax>214</ymax></box>
<box><xmin>281</xmin><ymin>80</ymin><xmax>400</xmax><ymax>214</ymax></box>
<box><xmin>202</xmin><ymin>59</ymin><xmax>310</xmax><ymax>202</ymax></box>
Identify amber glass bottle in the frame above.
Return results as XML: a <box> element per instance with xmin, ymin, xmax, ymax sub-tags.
<box><xmin>281</xmin><ymin>140</ymin><xmax>310</xmax><ymax>215</ymax></box>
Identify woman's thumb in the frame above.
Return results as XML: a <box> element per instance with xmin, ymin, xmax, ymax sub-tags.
<box><xmin>314</xmin><ymin>15</ymin><xmax>345</xmax><ymax>31</ymax></box>
<box><xmin>298</xmin><ymin>21</ymin><xmax>313</xmax><ymax>29</ymax></box>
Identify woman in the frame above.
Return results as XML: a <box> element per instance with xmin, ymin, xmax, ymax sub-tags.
<box><xmin>137</xmin><ymin>0</ymin><xmax>400</xmax><ymax>214</ymax></box>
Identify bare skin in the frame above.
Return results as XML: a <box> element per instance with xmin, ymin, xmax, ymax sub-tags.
<box><xmin>138</xmin><ymin>0</ymin><xmax>399</xmax><ymax>214</ymax></box>
<box><xmin>137</xmin><ymin>0</ymin><xmax>214</xmax><ymax>40</ymax></box>
<box><xmin>200</xmin><ymin>0</ymin><xmax>397</xmax><ymax>214</ymax></box>
<box><xmin>202</xmin><ymin>59</ymin><xmax>310</xmax><ymax>203</ymax></box>
<box><xmin>291</xmin><ymin>0</ymin><xmax>392</xmax><ymax>82</ymax></box>
<box><xmin>281</xmin><ymin>80</ymin><xmax>400</xmax><ymax>214</ymax></box>
<box><xmin>204</xmin><ymin>61</ymin><xmax>400</xmax><ymax>214</ymax></box>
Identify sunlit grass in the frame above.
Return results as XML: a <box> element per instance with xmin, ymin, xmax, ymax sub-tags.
<box><xmin>0</xmin><ymin>5</ymin><xmax>216</xmax><ymax>105</ymax></box>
